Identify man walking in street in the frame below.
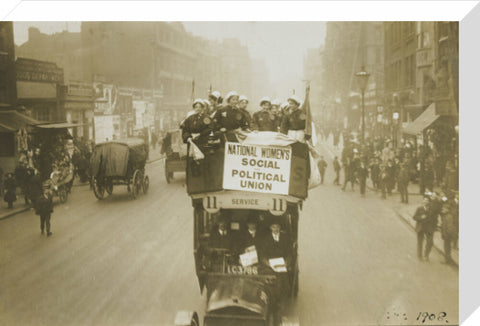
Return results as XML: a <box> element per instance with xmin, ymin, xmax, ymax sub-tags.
<box><xmin>357</xmin><ymin>161</ymin><xmax>368</xmax><ymax>197</ymax></box>
<box><xmin>333</xmin><ymin>156</ymin><xmax>341</xmax><ymax>185</ymax></box>
<box><xmin>317</xmin><ymin>156</ymin><xmax>328</xmax><ymax>184</ymax></box>
<box><xmin>413</xmin><ymin>195</ymin><xmax>437</xmax><ymax>262</ymax></box>
<box><xmin>35</xmin><ymin>188</ymin><xmax>54</xmax><ymax>237</ymax></box>
<box><xmin>397</xmin><ymin>161</ymin><xmax>410</xmax><ymax>204</ymax></box>
<box><xmin>440</xmin><ymin>198</ymin><xmax>458</xmax><ymax>265</ymax></box>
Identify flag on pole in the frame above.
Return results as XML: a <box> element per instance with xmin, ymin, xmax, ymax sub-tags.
<box><xmin>301</xmin><ymin>84</ymin><xmax>313</xmax><ymax>142</ymax></box>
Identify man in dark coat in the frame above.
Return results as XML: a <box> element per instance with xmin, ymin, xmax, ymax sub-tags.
<box><xmin>357</xmin><ymin>161</ymin><xmax>368</xmax><ymax>196</ymax></box>
<box><xmin>440</xmin><ymin>199</ymin><xmax>458</xmax><ymax>265</ymax></box>
<box><xmin>413</xmin><ymin>196</ymin><xmax>437</xmax><ymax>262</ymax></box>
<box><xmin>369</xmin><ymin>157</ymin><xmax>380</xmax><ymax>189</ymax></box>
<box><xmin>259</xmin><ymin>221</ymin><xmax>293</xmax><ymax>321</ymax></box>
<box><xmin>237</xmin><ymin>215</ymin><xmax>262</xmax><ymax>255</ymax></box>
<box><xmin>333</xmin><ymin>156</ymin><xmax>341</xmax><ymax>185</ymax></box>
<box><xmin>397</xmin><ymin>161</ymin><xmax>410</xmax><ymax>204</ymax></box>
<box><xmin>14</xmin><ymin>162</ymin><xmax>29</xmax><ymax>204</ymax></box>
<box><xmin>317</xmin><ymin>156</ymin><xmax>328</xmax><ymax>184</ymax></box>
<box><xmin>35</xmin><ymin>188</ymin><xmax>54</xmax><ymax>236</ymax></box>
<box><xmin>27</xmin><ymin>168</ymin><xmax>43</xmax><ymax>206</ymax></box>
<box><xmin>208</xmin><ymin>215</ymin><xmax>232</xmax><ymax>251</ymax></box>
<box><xmin>259</xmin><ymin>222</ymin><xmax>292</xmax><ymax>271</ymax></box>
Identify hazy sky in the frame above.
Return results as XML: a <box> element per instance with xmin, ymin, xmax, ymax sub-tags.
<box><xmin>13</xmin><ymin>21</ymin><xmax>325</xmax><ymax>94</ymax></box>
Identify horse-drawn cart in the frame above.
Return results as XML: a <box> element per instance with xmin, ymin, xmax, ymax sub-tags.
<box><xmin>161</xmin><ymin>130</ymin><xmax>187</xmax><ymax>183</ymax></box>
<box><xmin>90</xmin><ymin>138</ymin><xmax>149</xmax><ymax>200</ymax></box>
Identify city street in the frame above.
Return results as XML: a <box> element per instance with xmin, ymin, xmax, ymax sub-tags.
<box><xmin>0</xmin><ymin>153</ymin><xmax>458</xmax><ymax>326</ymax></box>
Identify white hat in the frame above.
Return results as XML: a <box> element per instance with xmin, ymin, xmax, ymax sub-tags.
<box><xmin>260</xmin><ymin>96</ymin><xmax>271</xmax><ymax>105</ymax></box>
<box><xmin>192</xmin><ymin>98</ymin><xmax>205</xmax><ymax>108</ymax></box>
<box><xmin>287</xmin><ymin>95</ymin><xmax>301</xmax><ymax>105</ymax></box>
<box><xmin>239</xmin><ymin>95</ymin><xmax>248</xmax><ymax>103</ymax></box>
<box><xmin>210</xmin><ymin>91</ymin><xmax>221</xmax><ymax>100</ymax></box>
<box><xmin>271</xmin><ymin>99</ymin><xmax>281</xmax><ymax>106</ymax></box>
<box><xmin>226</xmin><ymin>91</ymin><xmax>239</xmax><ymax>102</ymax></box>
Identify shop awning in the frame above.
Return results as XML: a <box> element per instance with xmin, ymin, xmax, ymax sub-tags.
<box><xmin>36</xmin><ymin>122</ymin><xmax>84</xmax><ymax>129</ymax></box>
<box><xmin>0</xmin><ymin>110</ymin><xmax>41</xmax><ymax>131</ymax></box>
<box><xmin>402</xmin><ymin>103</ymin><xmax>440</xmax><ymax>135</ymax></box>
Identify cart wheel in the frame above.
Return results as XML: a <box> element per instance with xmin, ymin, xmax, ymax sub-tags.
<box><xmin>93</xmin><ymin>177</ymin><xmax>105</xmax><ymax>200</ymax></box>
<box><xmin>59</xmin><ymin>188</ymin><xmax>68</xmax><ymax>203</ymax></box>
<box><xmin>132</xmin><ymin>170</ymin><xmax>142</xmax><ymax>199</ymax></box>
<box><xmin>105</xmin><ymin>180</ymin><xmax>113</xmax><ymax>196</ymax></box>
<box><xmin>142</xmin><ymin>175</ymin><xmax>150</xmax><ymax>194</ymax></box>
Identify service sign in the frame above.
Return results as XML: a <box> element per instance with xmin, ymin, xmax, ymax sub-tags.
<box><xmin>222</xmin><ymin>142</ymin><xmax>292</xmax><ymax>195</ymax></box>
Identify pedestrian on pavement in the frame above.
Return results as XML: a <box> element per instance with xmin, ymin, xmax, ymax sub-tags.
<box><xmin>378</xmin><ymin>164</ymin><xmax>388</xmax><ymax>199</ymax></box>
<box><xmin>397</xmin><ymin>161</ymin><xmax>410</xmax><ymax>204</ymax></box>
<box><xmin>413</xmin><ymin>195</ymin><xmax>437</xmax><ymax>262</ymax></box>
<box><xmin>3</xmin><ymin>172</ymin><xmax>16</xmax><ymax>209</ymax></box>
<box><xmin>440</xmin><ymin>199</ymin><xmax>458</xmax><ymax>265</ymax></box>
<box><xmin>15</xmin><ymin>161</ymin><xmax>29</xmax><ymax>205</ymax></box>
<box><xmin>35</xmin><ymin>188</ymin><xmax>54</xmax><ymax>237</ymax></box>
<box><xmin>342</xmin><ymin>158</ymin><xmax>355</xmax><ymax>191</ymax></box>
<box><xmin>369</xmin><ymin>157</ymin><xmax>380</xmax><ymax>189</ymax></box>
<box><xmin>317</xmin><ymin>156</ymin><xmax>328</xmax><ymax>184</ymax></box>
<box><xmin>357</xmin><ymin>161</ymin><xmax>368</xmax><ymax>196</ymax></box>
<box><xmin>28</xmin><ymin>169</ymin><xmax>43</xmax><ymax>206</ymax></box>
<box><xmin>385</xmin><ymin>159</ymin><xmax>395</xmax><ymax>195</ymax></box>
<box><xmin>333</xmin><ymin>156</ymin><xmax>341</xmax><ymax>185</ymax></box>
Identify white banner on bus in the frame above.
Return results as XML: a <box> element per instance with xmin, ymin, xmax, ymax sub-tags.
<box><xmin>222</xmin><ymin>142</ymin><xmax>292</xmax><ymax>195</ymax></box>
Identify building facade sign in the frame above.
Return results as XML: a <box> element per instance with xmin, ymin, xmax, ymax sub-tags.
<box><xmin>16</xmin><ymin>58</ymin><xmax>63</xmax><ymax>84</ymax></box>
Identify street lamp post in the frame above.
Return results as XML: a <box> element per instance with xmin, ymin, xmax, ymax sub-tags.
<box><xmin>355</xmin><ymin>66</ymin><xmax>370</xmax><ymax>145</ymax></box>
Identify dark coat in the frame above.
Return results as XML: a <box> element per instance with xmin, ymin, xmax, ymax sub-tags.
<box><xmin>413</xmin><ymin>205</ymin><xmax>437</xmax><ymax>233</ymax></box>
<box><xmin>259</xmin><ymin>232</ymin><xmax>292</xmax><ymax>267</ymax></box>
<box><xmin>208</xmin><ymin>227</ymin><xmax>233</xmax><ymax>251</ymax></box>
<box><xmin>28</xmin><ymin>174</ymin><xmax>43</xmax><ymax>203</ymax></box>
<box><xmin>252</xmin><ymin>109</ymin><xmax>280</xmax><ymax>132</ymax></box>
<box><xmin>212</xmin><ymin>105</ymin><xmax>248</xmax><ymax>131</ymax></box>
<box><xmin>333</xmin><ymin>159</ymin><xmax>341</xmax><ymax>173</ymax></box>
<box><xmin>35</xmin><ymin>195</ymin><xmax>53</xmax><ymax>216</ymax></box>
<box><xmin>280</xmin><ymin>108</ymin><xmax>307</xmax><ymax>134</ymax></box>
<box><xmin>180</xmin><ymin>112</ymin><xmax>214</xmax><ymax>145</ymax></box>
<box><xmin>317</xmin><ymin>159</ymin><xmax>328</xmax><ymax>173</ymax></box>
<box><xmin>4</xmin><ymin>177</ymin><xmax>16</xmax><ymax>203</ymax></box>
<box><xmin>238</xmin><ymin>108</ymin><xmax>252</xmax><ymax>130</ymax></box>
<box><xmin>236</xmin><ymin>229</ymin><xmax>263</xmax><ymax>254</ymax></box>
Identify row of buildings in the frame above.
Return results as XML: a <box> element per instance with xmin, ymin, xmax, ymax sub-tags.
<box><xmin>0</xmin><ymin>21</ymin><xmax>268</xmax><ymax>172</ymax></box>
<box><xmin>304</xmin><ymin>21</ymin><xmax>458</xmax><ymax>147</ymax></box>
<box><xmin>2</xmin><ymin>22</ymin><xmax>268</xmax><ymax>143</ymax></box>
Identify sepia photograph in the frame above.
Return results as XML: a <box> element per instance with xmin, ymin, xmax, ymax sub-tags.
<box><xmin>0</xmin><ymin>3</ymin><xmax>465</xmax><ymax>325</ymax></box>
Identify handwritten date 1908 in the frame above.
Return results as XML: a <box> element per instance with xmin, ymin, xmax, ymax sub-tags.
<box><xmin>417</xmin><ymin>312</ymin><xmax>448</xmax><ymax>323</ymax></box>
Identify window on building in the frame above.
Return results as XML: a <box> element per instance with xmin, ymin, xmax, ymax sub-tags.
<box><xmin>35</xmin><ymin>107</ymin><xmax>50</xmax><ymax>122</ymax></box>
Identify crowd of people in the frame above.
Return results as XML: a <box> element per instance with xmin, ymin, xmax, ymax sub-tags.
<box><xmin>318</xmin><ymin>128</ymin><xmax>459</xmax><ymax>265</ymax></box>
